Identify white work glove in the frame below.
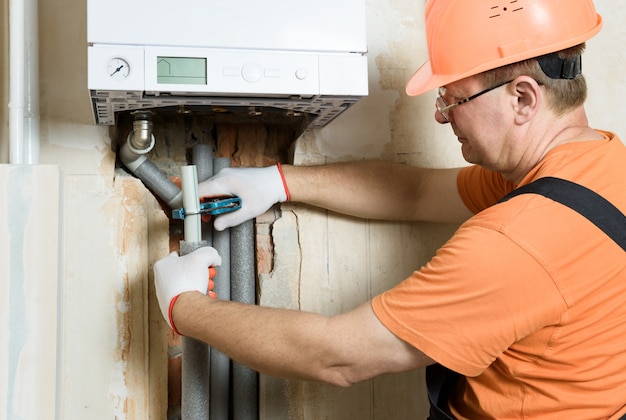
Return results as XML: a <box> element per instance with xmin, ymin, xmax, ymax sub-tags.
<box><xmin>154</xmin><ymin>246</ymin><xmax>222</xmax><ymax>335</ymax></box>
<box><xmin>197</xmin><ymin>163</ymin><xmax>290</xmax><ymax>231</ymax></box>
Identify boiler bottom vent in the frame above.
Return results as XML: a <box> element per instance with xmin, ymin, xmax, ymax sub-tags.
<box><xmin>90</xmin><ymin>90</ymin><xmax>361</xmax><ymax>128</ymax></box>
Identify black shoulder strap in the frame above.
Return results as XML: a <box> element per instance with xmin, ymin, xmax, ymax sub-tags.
<box><xmin>498</xmin><ymin>177</ymin><xmax>626</xmax><ymax>252</ymax></box>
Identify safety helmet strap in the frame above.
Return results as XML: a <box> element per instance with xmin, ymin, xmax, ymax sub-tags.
<box><xmin>537</xmin><ymin>53</ymin><xmax>583</xmax><ymax>80</ymax></box>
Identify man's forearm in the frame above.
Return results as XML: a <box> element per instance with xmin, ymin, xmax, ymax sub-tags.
<box><xmin>173</xmin><ymin>291</ymin><xmax>350</xmax><ymax>385</ymax></box>
<box><xmin>172</xmin><ymin>291</ymin><xmax>431</xmax><ymax>387</ymax></box>
<box><xmin>282</xmin><ymin>162</ymin><xmax>471</xmax><ymax>223</ymax></box>
<box><xmin>282</xmin><ymin>161</ymin><xmax>423</xmax><ymax>220</ymax></box>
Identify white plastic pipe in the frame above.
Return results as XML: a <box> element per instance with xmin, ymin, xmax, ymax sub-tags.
<box><xmin>8</xmin><ymin>0</ymin><xmax>25</xmax><ymax>163</ymax></box>
<box><xmin>181</xmin><ymin>165</ymin><xmax>202</xmax><ymax>243</ymax></box>
<box><xmin>8</xmin><ymin>0</ymin><xmax>39</xmax><ymax>164</ymax></box>
<box><xmin>24</xmin><ymin>0</ymin><xmax>39</xmax><ymax>163</ymax></box>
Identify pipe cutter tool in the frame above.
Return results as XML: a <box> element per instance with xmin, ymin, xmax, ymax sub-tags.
<box><xmin>172</xmin><ymin>197</ymin><xmax>242</xmax><ymax>219</ymax></box>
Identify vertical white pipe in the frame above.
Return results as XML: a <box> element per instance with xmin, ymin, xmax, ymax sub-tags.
<box><xmin>8</xmin><ymin>0</ymin><xmax>25</xmax><ymax>164</ymax></box>
<box><xmin>24</xmin><ymin>0</ymin><xmax>39</xmax><ymax>163</ymax></box>
<box><xmin>8</xmin><ymin>0</ymin><xmax>39</xmax><ymax>164</ymax></box>
<box><xmin>1</xmin><ymin>1</ymin><xmax>9</xmax><ymax>163</ymax></box>
<box><xmin>181</xmin><ymin>166</ymin><xmax>201</xmax><ymax>243</ymax></box>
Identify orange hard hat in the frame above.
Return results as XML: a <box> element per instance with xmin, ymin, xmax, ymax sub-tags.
<box><xmin>406</xmin><ymin>0</ymin><xmax>603</xmax><ymax>97</ymax></box>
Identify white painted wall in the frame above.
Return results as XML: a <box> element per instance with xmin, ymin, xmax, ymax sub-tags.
<box><xmin>0</xmin><ymin>0</ymin><xmax>624</xmax><ymax>419</ymax></box>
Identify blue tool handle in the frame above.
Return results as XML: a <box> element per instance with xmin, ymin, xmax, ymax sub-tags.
<box><xmin>172</xmin><ymin>197</ymin><xmax>242</xmax><ymax>220</ymax></box>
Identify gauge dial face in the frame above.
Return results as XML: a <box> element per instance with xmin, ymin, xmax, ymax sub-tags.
<box><xmin>107</xmin><ymin>57</ymin><xmax>131</xmax><ymax>80</ymax></box>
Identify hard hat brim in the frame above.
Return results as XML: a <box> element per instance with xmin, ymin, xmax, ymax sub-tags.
<box><xmin>406</xmin><ymin>13</ymin><xmax>603</xmax><ymax>97</ymax></box>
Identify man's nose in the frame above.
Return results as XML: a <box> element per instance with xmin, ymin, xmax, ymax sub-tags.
<box><xmin>434</xmin><ymin>109</ymin><xmax>450</xmax><ymax>124</ymax></box>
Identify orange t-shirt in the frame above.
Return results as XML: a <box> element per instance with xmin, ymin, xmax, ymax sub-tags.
<box><xmin>372</xmin><ymin>131</ymin><xmax>626</xmax><ymax>419</ymax></box>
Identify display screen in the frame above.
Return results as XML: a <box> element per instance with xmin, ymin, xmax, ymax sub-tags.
<box><xmin>157</xmin><ymin>57</ymin><xmax>207</xmax><ymax>85</ymax></box>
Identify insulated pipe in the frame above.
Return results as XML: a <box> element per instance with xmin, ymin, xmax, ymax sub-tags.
<box><xmin>193</xmin><ymin>143</ymin><xmax>214</xmax><ymax>245</ymax></box>
<box><xmin>210</xmin><ymin>157</ymin><xmax>232</xmax><ymax>420</ymax></box>
<box><xmin>122</xmin><ymin>139</ymin><xmax>260</xmax><ymax>417</ymax></box>
<box><xmin>119</xmin><ymin>113</ymin><xmax>183</xmax><ymax>209</ymax></box>
<box><xmin>231</xmin><ymin>220</ymin><xmax>255</xmax><ymax>305</ymax></box>
<box><xmin>231</xmin><ymin>219</ymin><xmax>259</xmax><ymax>420</ymax></box>
<box><xmin>193</xmin><ymin>144</ymin><xmax>213</xmax><ymax>183</ymax></box>
<box><xmin>119</xmin><ymin>141</ymin><xmax>183</xmax><ymax>209</ymax></box>
<box><xmin>180</xmin><ymin>165</ymin><xmax>211</xmax><ymax>420</ymax></box>
<box><xmin>181</xmin><ymin>149</ymin><xmax>214</xmax><ymax>420</ymax></box>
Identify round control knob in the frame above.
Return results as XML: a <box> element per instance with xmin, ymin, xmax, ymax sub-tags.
<box><xmin>295</xmin><ymin>68</ymin><xmax>308</xmax><ymax>80</ymax></box>
<box><xmin>242</xmin><ymin>63</ymin><xmax>263</xmax><ymax>83</ymax></box>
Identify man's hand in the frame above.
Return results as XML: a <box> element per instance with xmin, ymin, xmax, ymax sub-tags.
<box><xmin>197</xmin><ymin>164</ymin><xmax>290</xmax><ymax>231</ymax></box>
<box><xmin>154</xmin><ymin>247</ymin><xmax>222</xmax><ymax>334</ymax></box>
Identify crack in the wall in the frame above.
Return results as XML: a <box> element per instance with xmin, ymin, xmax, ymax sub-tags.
<box><xmin>264</xmin><ymin>205</ymin><xmax>304</xmax><ymax>311</ymax></box>
<box><xmin>292</xmin><ymin>209</ymin><xmax>303</xmax><ymax>311</ymax></box>
<box><xmin>325</xmin><ymin>211</ymin><xmax>331</xmax><ymax>292</ymax></box>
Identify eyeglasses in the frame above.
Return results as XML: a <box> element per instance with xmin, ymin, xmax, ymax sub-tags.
<box><xmin>436</xmin><ymin>80</ymin><xmax>513</xmax><ymax>121</ymax></box>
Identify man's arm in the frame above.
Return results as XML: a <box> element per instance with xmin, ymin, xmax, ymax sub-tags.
<box><xmin>173</xmin><ymin>291</ymin><xmax>435</xmax><ymax>387</ymax></box>
<box><xmin>198</xmin><ymin>161</ymin><xmax>474</xmax><ymax>230</ymax></box>
<box><xmin>283</xmin><ymin>162</ymin><xmax>473</xmax><ymax>224</ymax></box>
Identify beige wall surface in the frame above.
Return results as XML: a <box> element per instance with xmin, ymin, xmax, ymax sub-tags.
<box><xmin>1</xmin><ymin>0</ymin><xmax>625</xmax><ymax>419</ymax></box>
<box><xmin>263</xmin><ymin>0</ymin><xmax>626</xmax><ymax>418</ymax></box>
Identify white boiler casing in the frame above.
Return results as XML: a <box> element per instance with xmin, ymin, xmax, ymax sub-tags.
<box><xmin>87</xmin><ymin>0</ymin><xmax>368</xmax><ymax>127</ymax></box>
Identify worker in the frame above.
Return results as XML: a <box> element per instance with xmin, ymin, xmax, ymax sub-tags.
<box><xmin>154</xmin><ymin>0</ymin><xmax>626</xmax><ymax>418</ymax></box>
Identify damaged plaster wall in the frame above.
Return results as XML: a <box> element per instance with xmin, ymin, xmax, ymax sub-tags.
<box><xmin>58</xmin><ymin>174</ymin><xmax>170</xmax><ymax>419</ymax></box>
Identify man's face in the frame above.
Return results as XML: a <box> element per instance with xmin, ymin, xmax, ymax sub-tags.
<box><xmin>435</xmin><ymin>77</ymin><xmax>517</xmax><ymax>173</ymax></box>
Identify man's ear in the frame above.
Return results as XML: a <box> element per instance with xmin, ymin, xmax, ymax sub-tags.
<box><xmin>511</xmin><ymin>76</ymin><xmax>541</xmax><ymax>124</ymax></box>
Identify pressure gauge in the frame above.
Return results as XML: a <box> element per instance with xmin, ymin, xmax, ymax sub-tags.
<box><xmin>107</xmin><ymin>57</ymin><xmax>131</xmax><ymax>80</ymax></box>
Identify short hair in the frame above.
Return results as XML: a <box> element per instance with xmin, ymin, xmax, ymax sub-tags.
<box><xmin>478</xmin><ymin>43</ymin><xmax>588</xmax><ymax>115</ymax></box>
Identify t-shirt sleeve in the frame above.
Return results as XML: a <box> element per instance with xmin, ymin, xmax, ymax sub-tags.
<box><xmin>457</xmin><ymin>165</ymin><xmax>517</xmax><ymax>214</ymax></box>
<box><xmin>371</xmin><ymin>221</ymin><xmax>566</xmax><ymax>377</ymax></box>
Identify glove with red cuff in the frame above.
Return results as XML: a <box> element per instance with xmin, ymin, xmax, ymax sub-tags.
<box><xmin>154</xmin><ymin>246</ymin><xmax>222</xmax><ymax>335</ymax></box>
<box><xmin>197</xmin><ymin>163</ymin><xmax>290</xmax><ymax>231</ymax></box>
